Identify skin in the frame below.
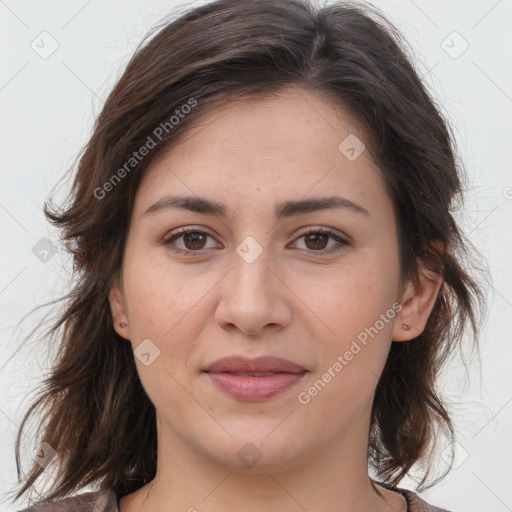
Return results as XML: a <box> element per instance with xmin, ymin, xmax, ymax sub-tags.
<box><xmin>110</xmin><ymin>85</ymin><xmax>443</xmax><ymax>512</ymax></box>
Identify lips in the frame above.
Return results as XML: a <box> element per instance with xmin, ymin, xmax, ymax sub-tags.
<box><xmin>203</xmin><ymin>355</ymin><xmax>306</xmax><ymax>374</ymax></box>
<box><xmin>203</xmin><ymin>356</ymin><xmax>307</xmax><ymax>401</ymax></box>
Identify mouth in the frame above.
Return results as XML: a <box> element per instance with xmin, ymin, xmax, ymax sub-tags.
<box><xmin>202</xmin><ymin>355</ymin><xmax>307</xmax><ymax>401</ymax></box>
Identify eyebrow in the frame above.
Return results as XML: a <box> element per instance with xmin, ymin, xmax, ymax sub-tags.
<box><xmin>142</xmin><ymin>194</ymin><xmax>370</xmax><ymax>219</ymax></box>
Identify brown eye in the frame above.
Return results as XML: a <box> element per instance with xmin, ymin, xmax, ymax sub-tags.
<box><xmin>163</xmin><ymin>227</ymin><xmax>218</xmax><ymax>254</ymax></box>
<box><xmin>163</xmin><ymin>226</ymin><xmax>350</xmax><ymax>257</ymax></box>
<box><xmin>182</xmin><ymin>232</ymin><xmax>207</xmax><ymax>250</ymax></box>
<box><xmin>304</xmin><ymin>232</ymin><xmax>329</xmax><ymax>251</ymax></box>
<box><xmin>292</xmin><ymin>227</ymin><xmax>350</xmax><ymax>256</ymax></box>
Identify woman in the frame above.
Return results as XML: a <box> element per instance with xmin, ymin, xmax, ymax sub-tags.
<box><xmin>10</xmin><ymin>0</ymin><xmax>485</xmax><ymax>511</ymax></box>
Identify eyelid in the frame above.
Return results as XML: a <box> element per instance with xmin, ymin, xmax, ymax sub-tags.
<box><xmin>295</xmin><ymin>225</ymin><xmax>348</xmax><ymax>241</ymax></box>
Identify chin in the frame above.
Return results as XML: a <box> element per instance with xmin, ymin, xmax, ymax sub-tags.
<box><xmin>202</xmin><ymin>430</ymin><xmax>309</xmax><ymax>473</ymax></box>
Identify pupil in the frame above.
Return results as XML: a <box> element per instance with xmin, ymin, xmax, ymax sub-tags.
<box><xmin>185</xmin><ymin>233</ymin><xmax>205</xmax><ymax>250</ymax></box>
<box><xmin>307</xmin><ymin>233</ymin><xmax>327</xmax><ymax>250</ymax></box>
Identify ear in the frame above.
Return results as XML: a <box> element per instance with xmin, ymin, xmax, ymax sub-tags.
<box><xmin>392</xmin><ymin>240</ymin><xmax>445</xmax><ymax>342</ymax></box>
<box><xmin>109</xmin><ymin>276</ymin><xmax>131</xmax><ymax>340</ymax></box>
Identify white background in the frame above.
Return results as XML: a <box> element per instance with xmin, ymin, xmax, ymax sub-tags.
<box><xmin>1</xmin><ymin>1</ymin><xmax>511</xmax><ymax>511</ymax></box>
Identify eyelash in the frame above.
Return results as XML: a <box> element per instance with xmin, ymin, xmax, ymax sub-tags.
<box><xmin>161</xmin><ymin>226</ymin><xmax>350</xmax><ymax>256</ymax></box>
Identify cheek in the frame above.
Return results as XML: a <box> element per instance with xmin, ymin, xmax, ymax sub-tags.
<box><xmin>123</xmin><ymin>244</ymin><xmax>203</xmax><ymax>334</ymax></box>
<box><xmin>121</xmin><ymin>253</ymin><xmax>209</xmax><ymax>413</ymax></box>
<box><xmin>293</xmin><ymin>257</ymin><xmax>396</xmax><ymax>340</ymax></box>
<box><xmin>119</xmin><ymin>260</ymin><xmax>194</xmax><ymax>389</ymax></box>
<box><xmin>292</xmin><ymin>254</ymin><xmax>398</xmax><ymax>395</ymax></box>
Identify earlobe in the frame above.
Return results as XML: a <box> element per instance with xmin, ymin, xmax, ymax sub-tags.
<box><xmin>109</xmin><ymin>279</ymin><xmax>130</xmax><ymax>340</ymax></box>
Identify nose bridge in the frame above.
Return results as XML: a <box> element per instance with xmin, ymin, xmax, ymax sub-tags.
<box><xmin>234</xmin><ymin>237</ymin><xmax>272</xmax><ymax>292</ymax></box>
<box><xmin>231</xmin><ymin>236</ymin><xmax>275</xmax><ymax>305</ymax></box>
<box><xmin>215</xmin><ymin>235</ymin><xmax>288</xmax><ymax>334</ymax></box>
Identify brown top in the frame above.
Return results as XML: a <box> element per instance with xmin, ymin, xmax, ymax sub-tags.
<box><xmin>16</xmin><ymin>486</ymin><xmax>453</xmax><ymax>512</ymax></box>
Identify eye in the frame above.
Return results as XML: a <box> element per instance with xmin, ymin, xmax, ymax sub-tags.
<box><xmin>290</xmin><ymin>227</ymin><xmax>350</xmax><ymax>255</ymax></box>
<box><xmin>162</xmin><ymin>226</ymin><xmax>218</xmax><ymax>255</ymax></box>
<box><xmin>161</xmin><ymin>226</ymin><xmax>350</xmax><ymax>256</ymax></box>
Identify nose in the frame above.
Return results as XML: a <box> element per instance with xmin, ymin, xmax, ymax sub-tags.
<box><xmin>214</xmin><ymin>247</ymin><xmax>291</xmax><ymax>337</ymax></box>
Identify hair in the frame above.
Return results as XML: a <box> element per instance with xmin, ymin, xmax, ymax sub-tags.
<box><xmin>10</xmin><ymin>0</ymin><xmax>487</xmax><ymax>506</ymax></box>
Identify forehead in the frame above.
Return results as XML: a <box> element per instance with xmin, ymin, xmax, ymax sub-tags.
<box><xmin>160</xmin><ymin>86</ymin><xmax>366</xmax><ymax>162</ymax></box>
<box><xmin>133</xmin><ymin>86</ymin><xmax>390</xmax><ymax>221</ymax></box>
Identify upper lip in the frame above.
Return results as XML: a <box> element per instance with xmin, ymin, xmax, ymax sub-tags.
<box><xmin>203</xmin><ymin>356</ymin><xmax>306</xmax><ymax>374</ymax></box>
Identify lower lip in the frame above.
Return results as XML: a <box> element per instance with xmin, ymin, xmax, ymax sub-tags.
<box><xmin>205</xmin><ymin>372</ymin><xmax>306</xmax><ymax>401</ymax></box>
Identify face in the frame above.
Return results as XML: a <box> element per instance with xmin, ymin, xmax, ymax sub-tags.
<box><xmin>110</xmin><ymin>86</ymin><xmax>434</xmax><ymax>473</ymax></box>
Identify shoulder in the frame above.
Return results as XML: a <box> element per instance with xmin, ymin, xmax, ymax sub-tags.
<box><xmin>400</xmin><ymin>488</ymin><xmax>453</xmax><ymax>512</ymax></box>
<box><xmin>15</xmin><ymin>487</ymin><xmax>119</xmax><ymax>512</ymax></box>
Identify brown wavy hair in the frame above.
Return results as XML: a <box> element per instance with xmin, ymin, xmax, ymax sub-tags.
<box><xmin>9</xmin><ymin>0</ymin><xmax>486</xmax><ymax>506</ymax></box>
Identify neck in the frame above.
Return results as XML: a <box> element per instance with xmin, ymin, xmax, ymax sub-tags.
<box><xmin>130</xmin><ymin>412</ymin><xmax>405</xmax><ymax>512</ymax></box>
